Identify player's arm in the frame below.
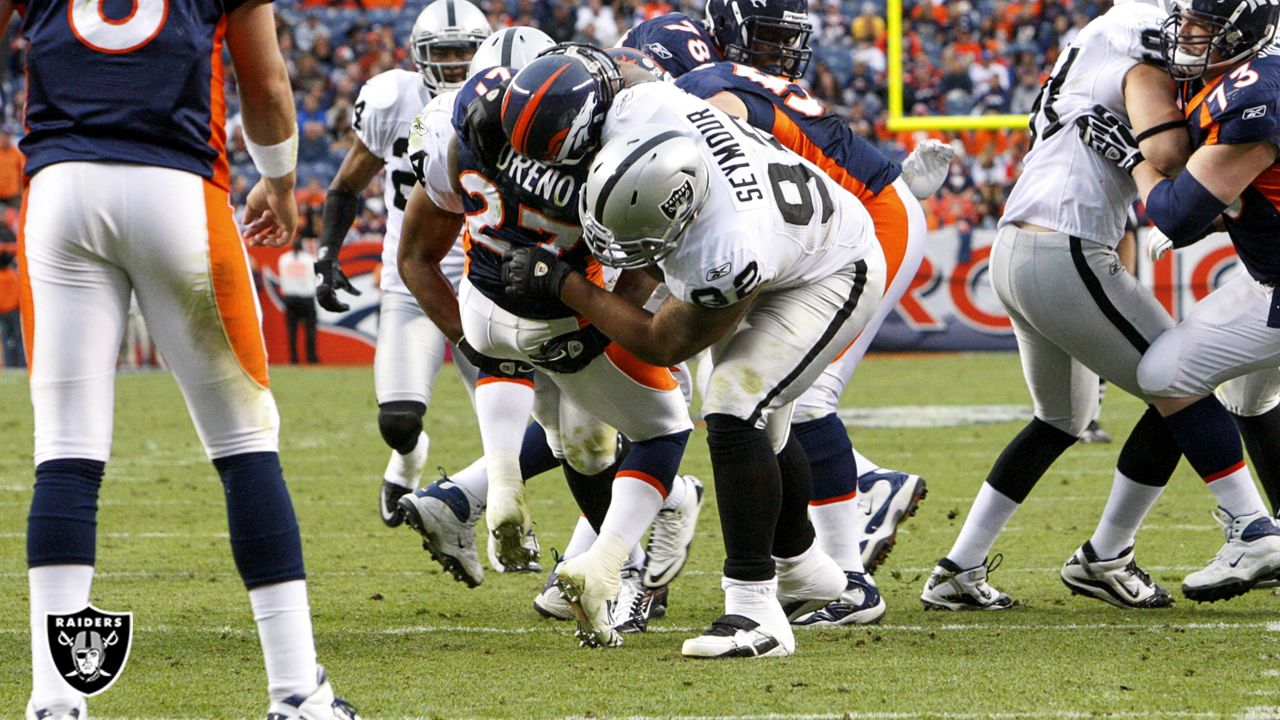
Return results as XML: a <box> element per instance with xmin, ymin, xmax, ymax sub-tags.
<box><xmin>315</xmin><ymin>137</ymin><xmax>384</xmax><ymax>311</ymax></box>
<box><xmin>705</xmin><ymin>91</ymin><xmax>749</xmax><ymax>119</ymax></box>
<box><xmin>1123</xmin><ymin>63</ymin><xmax>1191</xmax><ymax>175</ymax></box>
<box><xmin>398</xmin><ymin>182</ymin><xmax>466</xmax><ymax>343</ymax></box>
<box><xmin>227</xmin><ymin>0</ymin><xmax>298</xmax><ymax>247</ymax></box>
<box><xmin>612</xmin><ymin>268</ymin><xmax>661</xmax><ymax>307</ymax></box>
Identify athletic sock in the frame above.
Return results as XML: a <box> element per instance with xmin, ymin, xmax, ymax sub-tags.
<box><xmin>809</xmin><ymin>499</ymin><xmax>866</xmax><ymax>574</ymax></box>
<box><xmin>792</xmin><ymin>416</ymin><xmax>863</xmax><ymax>572</ymax></box>
<box><xmin>475</xmin><ymin>378</ymin><xmax>535</xmax><ymax>513</ymax></box>
<box><xmin>772</xmin><ymin>433</ymin><xmax>818</xmax><ymax>560</ymax></box>
<box><xmin>661</xmin><ymin>472</ymin><xmax>689</xmax><ymax>511</ymax></box>
<box><xmin>561</xmin><ymin>516</ymin><xmax>597</xmax><ymax>561</ymax></box>
<box><xmin>383</xmin><ymin>432</ymin><xmax>428</xmax><ymax>489</ymax></box>
<box><xmin>562</xmin><ymin>459</ymin><xmax>616</xmax><ymax>533</ymax></box>
<box><xmin>1163</xmin><ymin>397</ymin><xmax>1267</xmax><ymax>517</ymax></box>
<box><xmin>249</xmin><ymin>579</ymin><xmax>318</xmax><ymax>702</ymax></box>
<box><xmin>518</xmin><ymin>423</ymin><xmax>561</xmax><ymax>480</ymax></box>
<box><xmin>599</xmin><ymin>477</ymin><xmax>664</xmax><ymax>551</ymax></box>
<box><xmin>1231</xmin><ymin>404</ymin><xmax>1280</xmax><ymax>514</ymax></box>
<box><xmin>947</xmin><ymin>483</ymin><xmax>1021</xmax><ymax>570</ymax></box>
<box><xmin>29</xmin><ymin>565</ymin><xmax>94</xmax><ymax>708</ymax></box>
<box><xmin>444</xmin><ymin>457</ymin><xmax>487</xmax><ymax>509</ymax></box>
<box><xmin>851</xmin><ymin>447</ymin><xmax>881</xmax><ymax>476</ymax></box>
<box><xmin>706</xmin><ymin>414</ymin><xmax>780</xmax><ymax>582</ymax></box>
<box><xmin>774</xmin><ymin>543</ymin><xmax>845</xmax><ymax>602</ymax></box>
<box><xmin>1089</xmin><ymin>405</ymin><xmax>1180</xmax><ymax>558</ymax></box>
<box><xmin>721</xmin><ymin>576</ymin><xmax>792</xmax><ymax>646</ymax></box>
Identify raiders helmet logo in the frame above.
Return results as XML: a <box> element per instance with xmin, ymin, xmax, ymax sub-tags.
<box><xmin>660</xmin><ymin>179</ymin><xmax>695</xmax><ymax>222</ymax></box>
<box><xmin>46</xmin><ymin>605</ymin><xmax>133</xmax><ymax>696</ymax></box>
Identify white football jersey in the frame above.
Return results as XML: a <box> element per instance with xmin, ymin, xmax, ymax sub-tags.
<box><xmin>353</xmin><ymin>68</ymin><xmax>465</xmax><ymax>294</ymax></box>
<box><xmin>999</xmin><ymin>2</ymin><xmax>1164</xmax><ymax>246</ymax></box>
<box><xmin>602</xmin><ymin>82</ymin><xmax>875</xmax><ymax>307</ymax></box>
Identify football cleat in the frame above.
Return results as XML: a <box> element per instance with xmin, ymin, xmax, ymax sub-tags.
<box><xmin>856</xmin><ymin>469</ymin><xmax>927</xmax><ymax>572</ymax></box>
<box><xmin>1078</xmin><ymin>419</ymin><xmax>1112</xmax><ymax>444</ymax></box>
<box><xmin>556</xmin><ymin>551</ymin><xmax>624</xmax><ymax>648</ymax></box>
<box><xmin>1182</xmin><ymin>509</ymin><xmax>1280</xmax><ymax>602</ymax></box>
<box><xmin>921</xmin><ymin>555</ymin><xmax>1015</xmax><ymax>611</ymax></box>
<box><xmin>613</xmin><ymin>568</ymin><xmax>669</xmax><ymax>634</ymax></box>
<box><xmin>25</xmin><ymin>698</ymin><xmax>86</xmax><ymax>720</ymax></box>
<box><xmin>681</xmin><ymin>614</ymin><xmax>794</xmax><ymax>659</ymax></box>
<box><xmin>791</xmin><ymin>571</ymin><xmax>887</xmax><ymax>627</ymax></box>
<box><xmin>643</xmin><ymin>475</ymin><xmax>704</xmax><ymax>588</ymax></box>
<box><xmin>398</xmin><ymin>480</ymin><xmax>484</xmax><ymax>588</ymax></box>
<box><xmin>534</xmin><ymin>559</ymin><xmax>575</xmax><ymax>621</ymax></box>
<box><xmin>486</xmin><ymin>478</ymin><xmax>537</xmax><ymax>571</ymax></box>
<box><xmin>776</xmin><ymin>548</ymin><xmax>847</xmax><ymax>621</ymax></box>
<box><xmin>487</xmin><ymin>526</ymin><xmax>543</xmax><ymax>574</ymax></box>
<box><xmin>264</xmin><ymin>667</ymin><xmax>361</xmax><ymax>720</ymax></box>
<box><xmin>1060</xmin><ymin>541</ymin><xmax>1173</xmax><ymax>609</ymax></box>
<box><xmin>379</xmin><ymin>480</ymin><xmax>413</xmax><ymax>528</ymax></box>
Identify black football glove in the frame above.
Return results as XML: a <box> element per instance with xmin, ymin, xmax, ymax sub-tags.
<box><xmin>530</xmin><ymin>325</ymin><xmax>611</xmax><ymax>374</ymax></box>
<box><xmin>462</xmin><ymin>78</ymin><xmax>511</xmax><ymax>170</ymax></box>
<box><xmin>455</xmin><ymin>337</ymin><xmax>534</xmax><ymax>378</ymax></box>
<box><xmin>1076</xmin><ymin>104</ymin><xmax>1145</xmax><ymax>174</ymax></box>
<box><xmin>314</xmin><ymin>254</ymin><xmax>361</xmax><ymax>312</ymax></box>
<box><xmin>502</xmin><ymin>246</ymin><xmax>576</xmax><ymax>302</ymax></box>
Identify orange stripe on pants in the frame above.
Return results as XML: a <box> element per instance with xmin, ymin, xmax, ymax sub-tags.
<box><xmin>16</xmin><ymin>189</ymin><xmax>32</xmax><ymax>373</ymax></box>
<box><xmin>831</xmin><ymin>182</ymin><xmax>911</xmax><ymax>363</ymax></box>
<box><xmin>603</xmin><ymin>342</ymin><xmax>678</xmax><ymax>391</ymax></box>
<box><xmin>204</xmin><ymin>181</ymin><xmax>270</xmax><ymax>388</ymax></box>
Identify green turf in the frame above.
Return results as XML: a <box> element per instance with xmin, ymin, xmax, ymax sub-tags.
<box><xmin>1</xmin><ymin>353</ymin><xmax>1278</xmax><ymax>719</ymax></box>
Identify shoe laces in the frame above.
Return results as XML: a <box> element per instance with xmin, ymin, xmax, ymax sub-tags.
<box><xmin>333</xmin><ymin>698</ymin><xmax>360</xmax><ymax>720</ymax></box>
<box><xmin>648</xmin><ymin>509</ymin><xmax>683</xmax><ymax>560</ymax></box>
<box><xmin>985</xmin><ymin>553</ymin><xmax>1004</xmax><ymax>577</ymax></box>
<box><xmin>1123</xmin><ymin>558</ymin><xmax>1153</xmax><ymax>588</ymax></box>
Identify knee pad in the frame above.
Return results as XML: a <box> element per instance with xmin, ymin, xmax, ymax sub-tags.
<box><xmin>28</xmin><ymin>459</ymin><xmax>105</xmax><ymax>567</ymax></box>
<box><xmin>378</xmin><ymin>401</ymin><xmax>425</xmax><ymax>455</ymax></box>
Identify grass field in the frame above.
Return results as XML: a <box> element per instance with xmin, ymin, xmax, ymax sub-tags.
<box><xmin>1</xmin><ymin>353</ymin><xmax>1278</xmax><ymax>720</ymax></box>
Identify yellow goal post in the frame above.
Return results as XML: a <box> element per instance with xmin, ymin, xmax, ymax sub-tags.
<box><xmin>885</xmin><ymin>0</ymin><xmax>1031</xmax><ymax>131</ymax></box>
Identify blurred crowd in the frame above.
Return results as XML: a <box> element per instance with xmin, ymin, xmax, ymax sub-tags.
<box><xmin>0</xmin><ymin>0</ymin><xmax>1121</xmax><ymax>248</ymax></box>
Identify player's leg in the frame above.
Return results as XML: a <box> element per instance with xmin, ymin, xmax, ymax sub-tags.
<box><xmin>372</xmin><ymin>292</ymin><xmax>443</xmax><ymax>526</ymax></box>
<box><xmin>125</xmin><ymin>170</ymin><xmax>351</xmax><ymax>712</ymax></box>
<box><xmin>1217</xmin><ymin>369</ymin><xmax>1280</xmax><ymax>515</ymax></box>
<box><xmin>22</xmin><ymin>163</ymin><xmax>131</xmax><ymax>718</ymax></box>
<box><xmin>1138</xmin><ymin>273</ymin><xmax>1280</xmax><ymax>601</ymax></box>
<box><xmin>686</xmin><ymin>254</ymin><xmax>886</xmax><ymax>657</ymax></box>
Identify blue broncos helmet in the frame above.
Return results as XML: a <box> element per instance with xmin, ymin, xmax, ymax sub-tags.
<box><xmin>1162</xmin><ymin>0</ymin><xmax>1280</xmax><ymax>79</ymax></box>
<box><xmin>706</xmin><ymin>0</ymin><xmax>815</xmax><ymax>79</ymax></box>
<box><xmin>500</xmin><ymin>44</ymin><xmax>623</xmax><ymax>165</ymax></box>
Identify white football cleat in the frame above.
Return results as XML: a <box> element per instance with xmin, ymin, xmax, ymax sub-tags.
<box><xmin>1060</xmin><ymin>542</ymin><xmax>1173</xmax><ymax>609</ymax></box>
<box><xmin>681</xmin><ymin>614</ymin><xmax>795</xmax><ymax>659</ymax></box>
<box><xmin>533</xmin><ymin>559</ymin><xmax>574</xmax><ymax>621</ymax></box>
<box><xmin>791</xmin><ymin>571</ymin><xmax>887</xmax><ymax>627</ymax></box>
<box><xmin>921</xmin><ymin>555</ymin><xmax>1015</xmax><ymax>611</ymax></box>
<box><xmin>486</xmin><ymin>478</ymin><xmax>537</xmax><ymax>571</ymax></box>
<box><xmin>612</xmin><ymin>567</ymin><xmax>668</xmax><ymax>634</ymax></box>
<box><xmin>856</xmin><ymin>469</ymin><xmax>927</xmax><ymax>572</ymax></box>
<box><xmin>398</xmin><ymin>481</ymin><xmax>484</xmax><ymax>588</ymax></box>
<box><xmin>556</xmin><ymin>550</ymin><xmax>624</xmax><ymax>648</ymax></box>
<box><xmin>26</xmin><ymin>697</ymin><xmax>86</xmax><ymax>720</ymax></box>
<box><xmin>487</xmin><ymin>526</ymin><xmax>542</xmax><ymax>574</ymax></box>
<box><xmin>643</xmin><ymin>475</ymin><xmax>704</xmax><ymax>588</ymax></box>
<box><xmin>378</xmin><ymin>480</ymin><xmax>412</xmax><ymax>528</ymax></box>
<box><xmin>264</xmin><ymin>667</ymin><xmax>361</xmax><ymax>720</ymax></box>
<box><xmin>1183</xmin><ymin>509</ymin><xmax>1280</xmax><ymax>603</ymax></box>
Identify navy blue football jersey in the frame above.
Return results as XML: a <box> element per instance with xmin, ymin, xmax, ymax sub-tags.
<box><xmin>676</xmin><ymin>61</ymin><xmax>900</xmax><ymax>201</ymax></box>
<box><xmin>18</xmin><ymin>0</ymin><xmax>251</xmax><ymax>189</ymax></box>
<box><xmin>1182</xmin><ymin>50</ymin><xmax>1280</xmax><ymax>283</ymax></box>
<box><xmin>449</xmin><ymin>74</ymin><xmax>599</xmax><ymax>320</ymax></box>
<box><xmin>621</xmin><ymin>13</ymin><xmax>722</xmax><ymax>79</ymax></box>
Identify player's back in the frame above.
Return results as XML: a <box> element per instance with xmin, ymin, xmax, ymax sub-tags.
<box><xmin>604</xmin><ymin>82</ymin><xmax>874</xmax><ymax>306</ymax></box>
<box><xmin>20</xmin><ymin>0</ymin><xmax>245</xmax><ymax>189</ymax></box>
<box><xmin>675</xmin><ymin>61</ymin><xmax>899</xmax><ymax>202</ymax></box>
<box><xmin>1000</xmin><ymin>2</ymin><xmax>1164</xmax><ymax>245</ymax></box>
<box><xmin>619</xmin><ymin>12</ymin><xmax>721</xmax><ymax>78</ymax></box>
<box><xmin>1183</xmin><ymin>48</ymin><xmax>1280</xmax><ymax>283</ymax></box>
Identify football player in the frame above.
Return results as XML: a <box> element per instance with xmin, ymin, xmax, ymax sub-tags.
<box><xmin>8</xmin><ymin>0</ymin><xmax>358</xmax><ymax>717</ymax></box>
<box><xmin>314</xmin><ymin>0</ymin><xmax>494</xmax><ymax>529</ymax></box>
<box><xmin>501</xmin><ymin>55</ymin><xmax>886</xmax><ymax>658</ymax></box>
<box><xmin>921</xmin><ymin>0</ymin><xmax>1196</xmax><ymax>611</ymax></box>
<box><xmin>1079</xmin><ymin>0</ymin><xmax>1280</xmax><ymax>601</ymax></box>
<box><xmin>398</xmin><ymin>47</ymin><xmax>699</xmax><ymax>648</ymax></box>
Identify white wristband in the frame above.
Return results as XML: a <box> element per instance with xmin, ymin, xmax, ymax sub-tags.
<box><xmin>245</xmin><ymin>132</ymin><xmax>298</xmax><ymax>179</ymax></box>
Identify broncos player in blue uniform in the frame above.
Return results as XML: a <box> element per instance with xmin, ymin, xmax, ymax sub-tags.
<box><xmin>1080</xmin><ymin>0</ymin><xmax>1280</xmax><ymax>601</ymax></box>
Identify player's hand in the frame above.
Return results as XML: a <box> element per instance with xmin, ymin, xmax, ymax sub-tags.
<box><xmin>502</xmin><ymin>246</ymin><xmax>575</xmax><ymax>302</ymax></box>
<box><xmin>314</xmin><ymin>253</ymin><xmax>362</xmax><ymax>312</ymax></box>
<box><xmin>244</xmin><ymin>174</ymin><xmax>299</xmax><ymax>247</ymax></box>
<box><xmin>462</xmin><ymin>78</ymin><xmax>511</xmax><ymax>168</ymax></box>
<box><xmin>900</xmin><ymin>139</ymin><xmax>956</xmax><ymax>199</ymax></box>
<box><xmin>530</xmin><ymin>325</ymin><xmax>611</xmax><ymax>374</ymax></box>
<box><xmin>1147</xmin><ymin>226</ymin><xmax>1174</xmax><ymax>262</ymax></box>
<box><xmin>455</xmin><ymin>337</ymin><xmax>534</xmax><ymax>378</ymax></box>
<box><xmin>1076</xmin><ymin>105</ymin><xmax>1144</xmax><ymax>174</ymax></box>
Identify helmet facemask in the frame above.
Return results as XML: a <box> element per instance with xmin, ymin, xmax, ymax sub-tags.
<box><xmin>721</xmin><ymin>10</ymin><xmax>813</xmax><ymax>78</ymax></box>
<box><xmin>1161</xmin><ymin>1</ymin><xmax>1279</xmax><ymax>80</ymax></box>
<box><xmin>414</xmin><ymin>35</ymin><xmax>486</xmax><ymax>92</ymax></box>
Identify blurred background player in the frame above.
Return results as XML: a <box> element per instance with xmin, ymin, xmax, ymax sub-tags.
<box><xmin>278</xmin><ymin>238</ymin><xmax>320</xmax><ymax>364</ymax></box>
<box><xmin>8</xmin><ymin>0</ymin><xmax>360</xmax><ymax>717</ymax></box>
<box><xmin>314</xmin><ymin>0</ymin><xmax>492</xmax><ymax>527</ymax></box>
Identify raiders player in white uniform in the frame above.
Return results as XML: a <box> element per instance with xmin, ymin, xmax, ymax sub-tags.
<box><xmin>503</xmin><ymin>77</ymin><xmax>887</xmax><ymax>658</ymax></box>
<box><xmin>316</xmin><ymin>0</ymin><xmax>489</xmax><ymax>528</ymax></box>
<box><xmin>920</xmin><ymin>1</ymin><xmax>1198</xmax><ymax>610</ymax></box>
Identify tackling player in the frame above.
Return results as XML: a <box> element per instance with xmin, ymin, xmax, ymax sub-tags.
<box><xmin>314</xmin><ymin>0</ymin><xmax>492</xmax><ymax>529</ymax></box>
<box><xmin>501</xmin><ymin>58</ymin><xmax>886</xmax><ymax>658</ymax></box>
<box><xmin>1079</xmin><ymin>0</ymin><xmax>1280</xmax><ymax>600</ymax></box>
<box><xmin>9</xmin><ymin>0</ymin><xmax>358</xmax><ymax>717</ymax></box>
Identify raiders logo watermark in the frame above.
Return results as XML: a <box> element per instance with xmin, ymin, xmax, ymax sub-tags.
<box><xmin>46</xmin><ymin>605</ymin><xmax>133</xmax><ymax>696</ymax></box>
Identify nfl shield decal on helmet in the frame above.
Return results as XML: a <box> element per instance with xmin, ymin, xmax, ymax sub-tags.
<box><xmin>46</xmin><ymin>605</ymin><xmax>133</xmax><ymax>696</ymax></box>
